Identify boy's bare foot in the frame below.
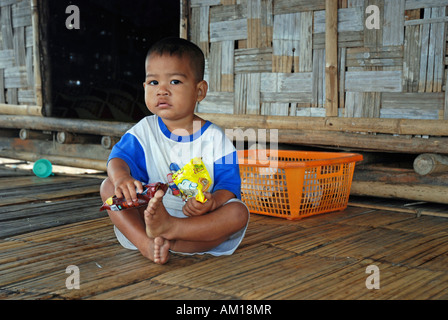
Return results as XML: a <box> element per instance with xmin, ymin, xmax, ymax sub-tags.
<box><xmin>144</xmin><ymin>189</ymin><xmax>173</xmax><ymax>239</ymax></box>
<box><xmin>152</xmin><ymin>236</ymin><xmax>170</xmax><ymax>264</ymax></box>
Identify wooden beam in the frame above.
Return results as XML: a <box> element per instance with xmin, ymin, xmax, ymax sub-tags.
<box><xmin>274</xmin><ymin>130</ymin><xmax>448</xmax><ymax>154</ymax></box>
<box><xmin>228</xmin><ymin>128</ymin><xmax>448</xmax><ymax>154</ymax></box>
<box><xmin>350</xmin><ymin>181</ymin><xmax>448</xmax><ymax>205</ymax></box>
<box><xmin>0</xmin><ymin>115</ymin><xmax>133</xmax><ymax>137</ymax></box>
<box><xmin>0</xmin><ymin>103</ymin><xmax>42</xmax><ymax>116</ymax></box>
<box><xmin>198</xmin><ymin>113</ymin><xmax>448</xmax><ymax>136</ymax></box>
<box><xmin>325</xmin><ymin>0</ymin><xmax>338</xmax><ymax>117</ymax></box>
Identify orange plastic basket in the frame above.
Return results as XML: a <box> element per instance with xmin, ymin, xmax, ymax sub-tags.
<box><xmin>238</xmin><ymin>150</ymin><xmax>363</xmax><ymax>220</ymax></box>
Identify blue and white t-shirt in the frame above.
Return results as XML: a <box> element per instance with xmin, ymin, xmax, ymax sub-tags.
<box><xmin>108</xmin><ymin>115</ymin><xmax>241</xmax><ymax>214</ymax></box>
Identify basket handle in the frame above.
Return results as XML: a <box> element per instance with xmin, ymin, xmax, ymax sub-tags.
<box><xmin>316</xmin><ymin>163</ymin><xmax>345</xmax><ymax>178</ymax></box>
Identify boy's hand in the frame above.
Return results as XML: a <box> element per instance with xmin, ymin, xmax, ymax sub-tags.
<box><xmin>182</xmin><ymin>192</ymin><xmax>216</xmax><ymax>217</ymax></box>
<box><xmin>113</xmin><ymin>175</ymin><xmax>144</xmax><ymax>206</ymax></box>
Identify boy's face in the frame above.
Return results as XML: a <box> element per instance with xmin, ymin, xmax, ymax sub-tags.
<box><xmin>143</xmin><ymin>53</ymin><xmax>207</xmax><ymax>125</ymax></box>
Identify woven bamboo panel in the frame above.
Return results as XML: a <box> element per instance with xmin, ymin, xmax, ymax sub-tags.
<box><xmin>0</xmin><ymin>0</ymin><xmax>38</xmax><ymax>106</ymax></box>
<box><xmin>186</xmin><ymin>0</ymin><xmax>448</xmax><ymax>120</ymax></box>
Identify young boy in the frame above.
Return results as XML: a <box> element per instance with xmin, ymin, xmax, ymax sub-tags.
<box><xmin>100</xmin><ymin>37</ymin><xmax>249</xmax><ymax>264</ymax></box>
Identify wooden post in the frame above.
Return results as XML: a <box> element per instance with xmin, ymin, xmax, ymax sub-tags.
<box><xmin>445</xmin><ymin>79</ymin><xmax>448</xmax><ymax>120</ymax></box>
<box><xmin>325</xmin><ymin>0</ymin><xmax>338</xmax><ymax>117</ymax></box>
<box><xmin>180</xmin><ymin>0</ymin><xmax>189</xmax><ymax>39</ymax></box>
<box><xmin>413</xmin><ymin>153</ymin><xmax>448</xmax><ymax>175</ymax></box>
<box><xmin>31</xmin><ymin>0</ymin><xmax>43</xmax><ymax>108</ymax></box>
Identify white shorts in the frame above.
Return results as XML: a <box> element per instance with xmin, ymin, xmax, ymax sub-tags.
<box><xmin>113</xmin><ymin>197</ymin><xmax>250</xmax><ymax>256</ymax></box>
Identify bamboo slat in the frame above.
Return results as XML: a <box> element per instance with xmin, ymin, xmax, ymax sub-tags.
<box><xmin>0</xmin><ymin>175</ymin><xmax>101</xmax><ymax>207</ymax></box>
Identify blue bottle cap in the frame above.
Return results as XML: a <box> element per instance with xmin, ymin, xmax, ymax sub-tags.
<box><xmin>33</xmin><ymin>159</ymin><xmax>53</xmax><ymax>178</ymax></box>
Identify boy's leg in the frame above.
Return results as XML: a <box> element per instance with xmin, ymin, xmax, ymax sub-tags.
<box><xmin>144</xmin><ymin>190</ymin><xmax>249</xmax><ymax>253</ymax></box>
<box><xmin>100</xmin><ymin>178</ymin><xmax>170</xmax><ymax>264</ymax></box>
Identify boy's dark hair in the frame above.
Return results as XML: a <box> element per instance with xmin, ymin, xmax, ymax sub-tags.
<box><xmin>146</xmin><ymin>37</ymin><xmax>205</xmax><ymax>82</ymax></box>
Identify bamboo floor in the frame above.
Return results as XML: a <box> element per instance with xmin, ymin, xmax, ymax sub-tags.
<box><xmin>1</xmin><ymin>159</ymin><xmax>448</xmax><ymax>300</ymax></box>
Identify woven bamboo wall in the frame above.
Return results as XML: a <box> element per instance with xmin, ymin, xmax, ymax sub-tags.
<box><xmin>184</xmin><ymin>0</ymin><xmax>448</xmax><ymax>121</ymax></box>
<box><xmin>0</xmin><ymin>0</ymin><xmax>41</xmax><ymax>112</ymax></box>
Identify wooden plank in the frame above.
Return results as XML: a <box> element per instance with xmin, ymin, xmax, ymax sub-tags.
<box><xmin>405</xmin><ymin>16</ymin><xmax>448</xmax><ymax>26</ymax></box>
<box><xmin>234</xmin><ymin>73</ymin><xmax>247</xmax><ymax>114</ymax></box>
<box><xmin>298</xmin><ymin>11</ymin><xmax>313</xmax><ymax>72</ymax></box>
<box><xmin>246</xmin><ymin>73</ymin><xmax>261</xmax><ymax>114</ymax></box>
<box><xmin>351</xmin><ymin>181</ymin><xmax>448</xmax><ymax>204</ymax></box>
<box><xmin>345</xmin><ymin>92</ymin><xmax>381</xmax><ymax>118</ymax></box>
<box><xmin>1</xmin><ymin>4</ymin><xmax>14</xmax><ymax>50</ymax></box>
<box><xmin>190</xmin><ymin>0</ymin><xmax>220</xmax><ymax>7</ymax></box>
<box><xmin>198</xmin><ymin>112</ymin><xmax>448</xmax><ymax>136</ymax></box>
<box><xmin>403</xmin><ymin>24</ymin><xmax>421</xmax><ymax>92</ymax></box>
<box><xmin>199</xmin><ymin>6</ymin><xmax>210</xmax><ymax>57</ymax></box>
<box><xmin>364</xmin><ymin>0</ymin><xmax>383</xmax><ymax>48</ymax></box>
<box><xmin>11</xmin><ymin>0</ymin><xmax>32</xmax><ymax>28</ymax></box>
<box><xmin>189</xmin><ymin>6</ymin><xmax>201</xmax><ymax>47</ymax></box>
<box><xmin>432</xmin><ymin>7</ymin><xmax>446</xmax><ymax>93</ymax></box>
<box><xmin>312</xmin><ymin>48</ymin><xmax>325</xmax><ymax>107</ymax></box>
<box><xmin>208</xmin><ymin>42</ymin><xmax>222</xmax><ymax>92</ymax></box>
<box><xmin>0</xmin><ymin>178</ymin><xmax>100</xmax><ymax>207</ymax></box>
<box><xmin>313</xmin><ymin>7</ymin><xmax>363</xmax><ymax>33</ymax></box>
<box><xmin>405</xmin><ymin>0</ymin><xmax>448</xmax><ymax>10</ymax></box>
<box><xmin>0</xmin><ymin>115</ymin><xmax>133</xmax><ymax>136</ymax></box>
<box><xmin>261</xmin><ymin>72</ymin><xmax>313</xmax><ymax>93</ymax></box>
<box><xmin>0</xmin><ymin>197</ymin><xmax>106</xmax><ymax>238</ymax></box>
<box><xmin>234</xmin><ymin>47</ymin><xmax>272</xmax><ymax>73</ymax></box>
<box><xmin>198</xmin><ymin>91</ymin><xmax>234</xmax><ymax>114</ymax></box>
<box><xmin>273</xmin><ymin>0</ymin><xmax>325</xmax><ymax>14</ymax></box>
<box><xmin>247</xmin><ymin>0</ymin><xmax>262</xmax><ymax>48</ymax></box>
<box><xmin>347</xmin><ymin>46</ymin><xmax>403</xmax><ymax>68</ymax></box>
<box><xmin>345</xmin><ymin>71</ymin><xmax>403</xmax><ymax>92</ymax></box>
<box><xmin>381</xmin><ymin>92</ymin><xmax>444</xmax><ymax>109</ymax></box>
<box><xmin>382</xmin><ymin>0</ymin><xmax>404</xmax><ymax>46</ymax></box>
<box><xmin>325</xmin><ymin>0</ymin><xmax>338</xmax><ymax>117</ymax></box>
<box><xmin>0</xmin><ymin>49</ymin><xmax>15</xmax><ymax>68</ymax></box>
<box><xmin>272</xmin><ymin>12</ymin><xmax>300</xmax><ymax>73</ymax></box>
<box><xmin>221</xmin><ymin>40</ymin><xmax>234</xmax><ymax>91</ymax></box>
<box><xmin>30</xmin><ymin>0</ymin><xmax>42</xmax><ymax>107</ymax></box>
<box><xmin>339</xmin><ymin>47</ymin><xmax>346</xmax><ymax>109</ymax></box>
<box><xmin>179</xmin><ymin>0</ymin><xmax>188</xmax><ymax>39</ymax></box>
<box><xmin>4</xmin><ymin>66</ymin><xmax>27</xmax><ymax>88</ymax></box>
<box><xmin>210</xmin><ymin>19</ymin><xmax>247</xmax><ymax>42</ymax></box>
<box><xmin>418</xmin><ymin>8</ymin><xmax>431</xmax><ymax>92</ymax></box>
<box><xmin>0</xmin><ymin>103</ymin><xmax>41</xmax><ymax>116</ymax></box>
<box><xmin>0</xmin><ymin>69</ymin><xmax>5</xmax><ymax>103</ymax></box>
<box><xmin>209</xmin><ymin>2</ymin><xmax>246</xmax><ymax>22</ymax></box>
<box><xmin>314</xmin><ymin>30</ymin><xmax>364</xmax><ymax>49</ymax></box>
<box><xmin>445</xmin><ymin>75</ymin><xmax>448</xmax><ymax>120</ymax></box>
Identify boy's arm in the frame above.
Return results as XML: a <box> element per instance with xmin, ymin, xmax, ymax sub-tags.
<box><xmin>108</xmin><ymin>158</ymin><xmax>144</xmax><ymax>206</ymax></box>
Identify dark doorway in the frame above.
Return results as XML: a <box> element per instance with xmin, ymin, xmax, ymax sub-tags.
<box><xmin>46</xmin><ymin>0</ymin><xmax>180</xmax><ymax>121</ymax></box>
